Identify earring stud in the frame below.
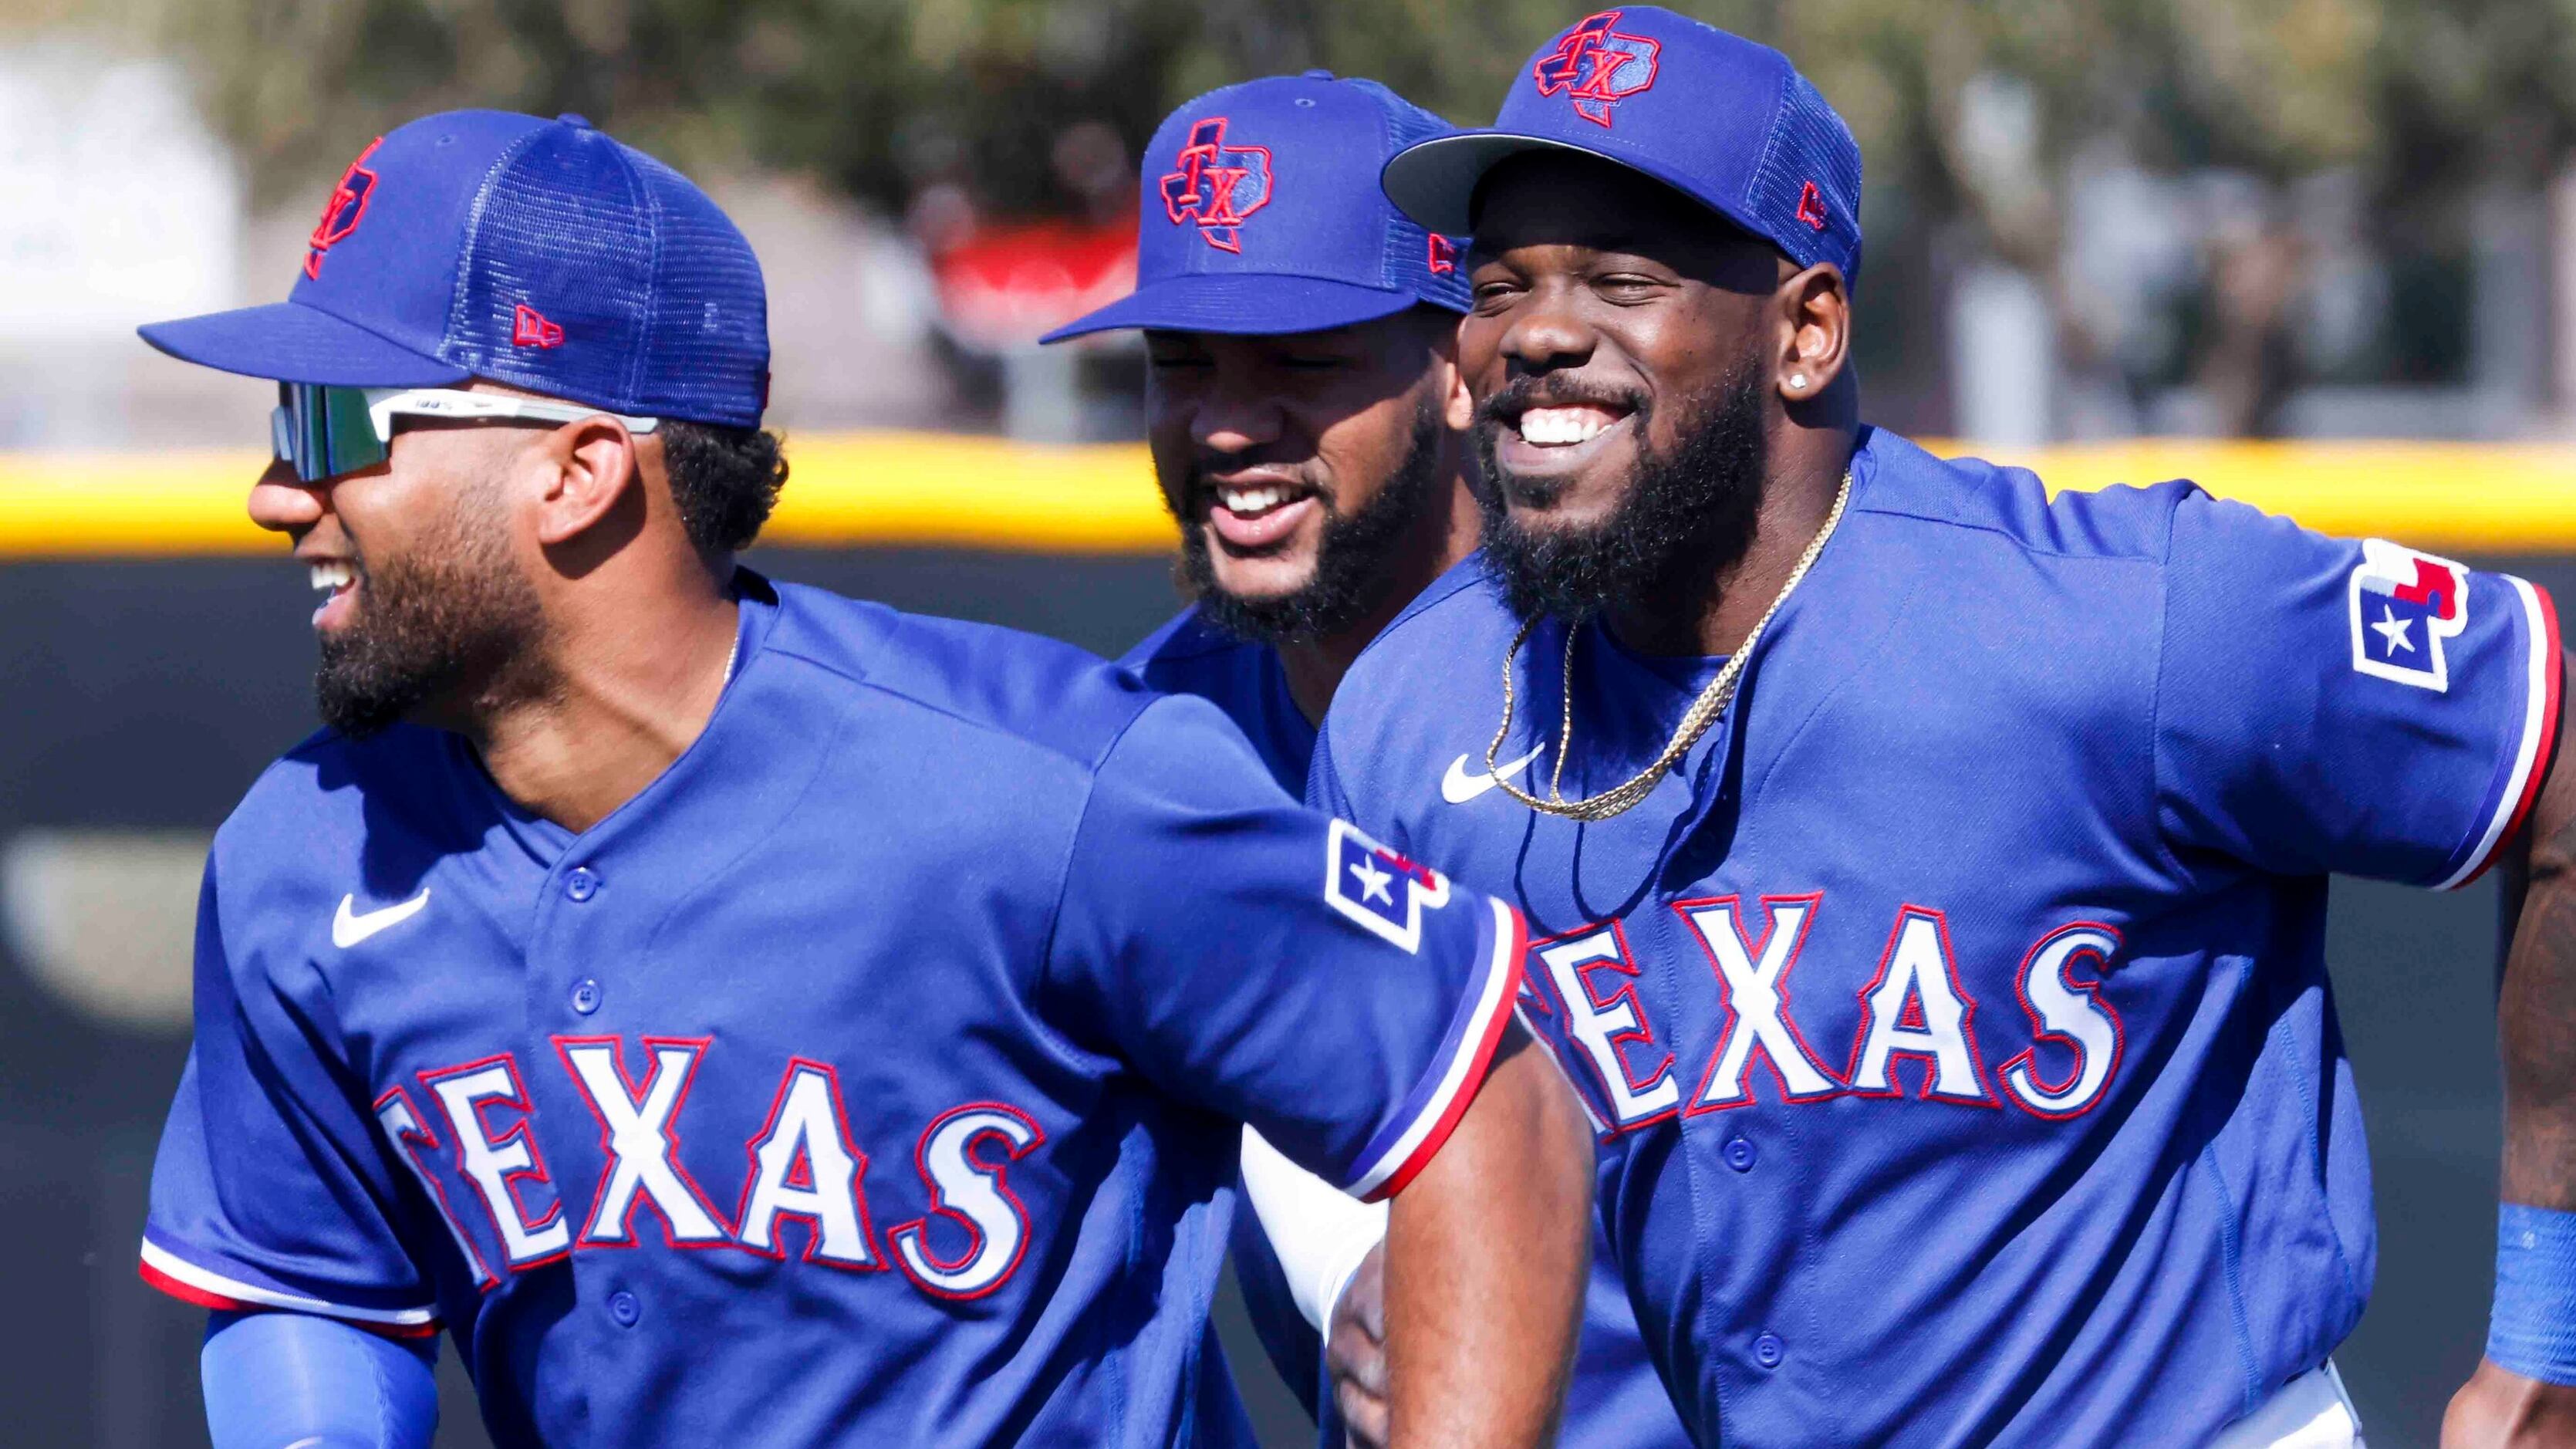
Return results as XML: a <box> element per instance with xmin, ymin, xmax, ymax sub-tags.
<box><xmin>1789</xmin><ymin>372</ymin><xmax>1809</xmax><ymax>390</ymax></box>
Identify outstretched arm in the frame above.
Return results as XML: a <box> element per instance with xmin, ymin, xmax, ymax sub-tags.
<box><xmin>1381</xmin><ymin>1025</ymin><xmax>1592</xmax><ymax>1449</ymax></box>
<box><xmin>2450</xmin><ymin>654</ymin><xmax>2576</xmax><ymax>1445</ymax></box>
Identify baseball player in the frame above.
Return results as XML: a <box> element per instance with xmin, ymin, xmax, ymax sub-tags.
<box><xmin>1045</xmin><ymin>73</ymin><xmax>1693</xmax><ymax>1449</ymax></box>
<box><xmin>130</xmin><ymin>108</ymin><xmax>1594</xmax><ymax>1447</ymax></box>
<box><xmin>1298</xmin><ymin>8</ymin><xmax>2576</xmax><ymax>1446</ymax></box>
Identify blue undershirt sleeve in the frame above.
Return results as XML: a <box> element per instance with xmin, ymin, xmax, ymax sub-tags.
<box><xmin>201</xmin><ymin>1309</ymin><xmax>439</xmax><ymax>1449</ymax></box>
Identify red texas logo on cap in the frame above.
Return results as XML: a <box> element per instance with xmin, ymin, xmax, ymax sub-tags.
<box><xmin>304</xmin><ymin>137</ymin><xmax>383</xmax><ymax>280</ymax></box>
<box><xmin>1533</xmin><ymin>11</ymin><xmax>1660</xmax><ymax>128</ymax></box>
<box><xmin>1159</xmin><ymin>117</ymin><xmax>1274</xmax><ymax>254</ymax></box>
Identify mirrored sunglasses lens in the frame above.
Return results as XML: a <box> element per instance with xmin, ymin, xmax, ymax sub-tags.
<box><xmin>320</xmin><ymin>386</ymin><xmax>383</xmax><ymax>477</ymax></box>
<box><xmin>272</xmin><ymin>384</ymin><xmax>387</xmax><ymax>482</ymax></box>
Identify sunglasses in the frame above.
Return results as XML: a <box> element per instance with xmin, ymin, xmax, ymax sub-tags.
<box><xmin>270</xmin><ymin>384</ymin><xmax>662</xmax><ymax>484</ymax></box>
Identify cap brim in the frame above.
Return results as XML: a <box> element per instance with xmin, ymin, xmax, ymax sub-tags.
<box><xmin>137</xmin><ymin>301</ymin><xmax>471</xmax><ymax>388</ymax></box>
<box><xmin>1040</xmin><ymin>273</ymin><xmax>1424</xmax><ymax>344</ymax></box>
<box><xmin>1383</xmin><ymin>130</ymin><xmax>1737</xmax><ymax>239</ymax></box>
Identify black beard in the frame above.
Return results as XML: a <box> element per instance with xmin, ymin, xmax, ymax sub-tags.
<box><xmin>1474</xmin><ymin>364</ymin><xmax>1768</xmax><ymax>627</ymax></box>
<box><xmin>1178</xmin><ymin>400</ymin><xmax>1443</xmax><ymax>646</ymax></box>
<box><xmin>315</xmin><ymin>510</ymin><xmax>545</xmax><ymax>739</ymax></box>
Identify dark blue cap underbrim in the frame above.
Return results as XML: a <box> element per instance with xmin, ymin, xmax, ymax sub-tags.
<box><xmin>138</xmin><ymin>301</ymin><xmax>471</xmax><ymax>389</ymax></box>
<box><xmin>1383</xmin><ymin>130</ymin><xmax>1762</xmax><ymax>247</ymax></box>
<box><xmin>1039</xmin><ymin>272</ymin><xmax>1437</xmax><ymax>344</ymax></box>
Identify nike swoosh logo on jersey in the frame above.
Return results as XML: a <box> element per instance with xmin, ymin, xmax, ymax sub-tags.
<box><xmin>1441</xmin><ymin>746</ymin><xmax>1545</xmax><ymax>804</ymax></box>
<box><xmin>333</xmin><ymin>889</ymin><xmax>430</xmax><ymax>948</ymax></box>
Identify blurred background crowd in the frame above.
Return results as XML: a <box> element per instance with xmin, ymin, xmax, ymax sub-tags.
<box><xmin>4</xmin><ymin>1</ymin><xmax>2574</xmax><ymax>1445</ymax></box>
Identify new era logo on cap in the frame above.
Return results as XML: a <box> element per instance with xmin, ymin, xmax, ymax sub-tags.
<box><xmin>512</xmin><ymin>304</ymin><xmax>565</xmax><ymax>350</ymax></box>
<box><xmin>140</xmin><ymin>110</ymin><xmax>770</xmax><ymax>427</ymax></box>
<box><xmin>1382</xmin><ymin>7</ymin><xmax>1863</xmax><ymax>288</ymax></box>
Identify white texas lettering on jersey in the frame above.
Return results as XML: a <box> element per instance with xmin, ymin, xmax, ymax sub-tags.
<box><xmin>1538</xmin><ymin>925</ymin><xmax>1681</xmax><ymax>1130</ymax></box>
<box><xmin>423</xmin><ymin>1057</ymin><xmax>573</xmax><ymax>1267</ymax></box>
<box><xmin>1676</xmin><ymin>895</ymin><xmax>1839</xmax><ymax>1109</ymax></box>
<box><xmin>1846</xmin><ymin>908</ymin><xmax>1994</xmax><ymax>1104</ymax></box>
<box><xmin>559</xmin><ymin>1038</ymin><xmax>730</xmax><ymax>1247</ymax></box>
<box><xmin>1999</xmin><ymin>925</ymin><xmax>2125</xmax><ymax>1119</ymax></box>
<box><xmin>889</xmin><ymin>1105</ymin><xmax>1047</xmax><ymax>1299</ymax></box>
<box><xmin>736</xmin><ymin>1060</ymin><xmax>881</xmax><ymax>1268</ymax></box>
<box><xmin>1521</xmin><ymin>902</ymin><xmax>2139</xmax><ymax>1136</ymax></box>
<box><xmin>373</xmin><ymin>1086</ymin><xmax>497</xmax><ymax>1287</ymax></box>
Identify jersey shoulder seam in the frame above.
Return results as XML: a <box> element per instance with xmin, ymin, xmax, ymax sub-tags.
<box><xmin>1026</xmin><ymin>698</ymin><xmax>1175</xmax><ymax>1076</ymax></box>
<box><xmin>2142</xmin><ymin>494</ymin><xmax>2193</xmax><ymax>883</ymax></box>
<box><xmin>1850</xmin><ymin>498</ymin><xmax>2166</xmax><ymax>564</ymax></box>
<box><xmin>763</xmin><ymin>637</ymin><xmax>1145</xmax><ymax>778</ymax></box>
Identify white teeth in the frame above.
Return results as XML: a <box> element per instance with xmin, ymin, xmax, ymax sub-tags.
<box><xmin>309</xmin><ymin>562</ymin><xmax>354</xmax><ymax>594</ymax></box>
<box><xmin>1518</xmin><ymin>407</ymin><xmax>1621</xmax><ymax>445</ymax></box>
<box><xmin>1218</xmin><ymin>485</ymin><xmax>1297</xmax><ymax>515</ymax></box>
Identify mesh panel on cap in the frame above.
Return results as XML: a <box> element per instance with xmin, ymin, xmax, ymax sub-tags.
<box><xmin>441</xmin><ymin>127</ymin><xmax>769</xmax><ymax>427</ymax></box>
<box><xmin>1744</xmin><ymin>72</ymin><xmax>1864</xmax><ymax>287</ymax></box>
<box><xmin>443</xmin><ymin>128</ymin><xmax>655</xmax><ymax>413</ymax></box>
<box><xmin>626</xmin><ymin>149</ymin><xmax>769</xmax><ymax>427</ymax></box>
<box><xmin>1353</xmin><ymin>79</ymin><xmax>1471</xmax><ymax>315</ymax></box>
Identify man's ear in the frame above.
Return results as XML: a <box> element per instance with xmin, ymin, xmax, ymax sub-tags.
<box><xmin>529</xmin><ymin>417</ymin><xmax>645</xmax><ymax>549</ymax></box>
<box><xmin>1774</xmin><ymin>263</ymin><xmax>1851</xmax><ymax>407</ymax></box>
<box><xmin>1435</xmin><ymin>320</ymin><xmax>1476</xmax><ymax>434</ymax></box>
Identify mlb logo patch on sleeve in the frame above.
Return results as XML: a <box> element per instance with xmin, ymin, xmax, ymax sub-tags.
<box><xmin>2350</xmin><ymin>539</ymin><xmax>2470</xmax><ymax>691</ymax></box>
<box><xmin>1324</xmin><ymin>819</ymin><xmax>1452</xmax><ymax>953</ymax></box>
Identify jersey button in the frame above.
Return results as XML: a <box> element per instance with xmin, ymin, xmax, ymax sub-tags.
<box><xmin>608</xmin><ymin>1290</ymin><xmax>641</xmax><ymax>1326</ymax></box>
<box><xmin>1723</xmin><ymin>1137</ymin><xmax>1757</xmax><ymax>1172</ymax></box>
<box><xmin>570</xmin><ymin>978</ymin><xmax>603</xmax><ymax>1015</ymax></box>
<box><xmin>565</xmin><ymin>866</ymin><xmax>599</xmax><ymax>902</ymax></box>
<box><xmin>1753</xmin><ymin>1332</ymin><xmax>1785</xmax><ymax>1370</ymax></box>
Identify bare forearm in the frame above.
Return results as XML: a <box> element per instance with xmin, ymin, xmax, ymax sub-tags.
<box><xmin>1382</xmin><ymin>1027</ymin><xmax>1592</xmax><ymax>1449</ymax></box>
<box><xmin>2503</xmin><ymin>775</ymin><xmax>2576</xmax><ymax>1209</ymax></box>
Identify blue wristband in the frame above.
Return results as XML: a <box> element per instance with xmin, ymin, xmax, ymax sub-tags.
<box><xmin>2490</xmin><ymin>1204</ymin><xmax>2576</xmax><ymax>1384</ymax></box>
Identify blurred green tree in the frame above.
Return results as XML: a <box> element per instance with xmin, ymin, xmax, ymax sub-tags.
<box><xmin>36</xmin><ymin>0</ymin><xmax>2574</xmax><ymax>431</ymax></box>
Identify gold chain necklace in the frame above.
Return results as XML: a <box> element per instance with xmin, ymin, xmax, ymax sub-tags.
<box><xmin>1485</xmin><ymin>468</ymin><xmax>1853</xmax><ymax>822</ymax></box>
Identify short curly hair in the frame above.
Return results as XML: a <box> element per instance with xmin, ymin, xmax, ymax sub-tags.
<box><xmin>661</xmin><ymin>421</ymin><xmax>788</xmax><ymax>556</ymax></box>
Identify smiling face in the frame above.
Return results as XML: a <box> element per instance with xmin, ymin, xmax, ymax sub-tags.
<box><xmin>248</xmin><ymin>393</ymin><xmax>549</xmax><ymax>737</ymax></box>
<box><xmin>1460</xmin><ymin>153</ymin><xmax>1788</xmax><ymax>623</ymax></box>
<box><xmin>1145</xmin><ymin>308</ymin><xmax>1459</xmax><ymax>643</ymax></box>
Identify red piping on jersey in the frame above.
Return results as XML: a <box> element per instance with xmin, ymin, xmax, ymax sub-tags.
<box><xmin>2462</xmin><ymin>583</ymin><xmax>2564</xmax><ymax>887</ymax></box>
<box><xmin>1365</xmin><ymin>904</ymin><xmax>1529</xmax><ymax>1202</ymax></box>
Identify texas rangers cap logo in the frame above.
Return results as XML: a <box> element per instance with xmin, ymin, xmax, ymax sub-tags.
<box><xmin>2350</xmin><ymin>538</ymin><xmax>2470</xmax><ymax>691</ymax></box>
<box><xmin>1324</xmin><ymin>819</ymin><xmax>1451</xmax><ymax>953</ymax></box>
<box><xmin>1533</xmin><ymin>11</ymin><xmax>1661</xmax><ymax>127</ymax></box>
<box><xmin>1159</xmin><ymin>117</ymin><xmax>1274</xmax><ymax>254</ymax></box>
<box><xmin>305</xmin><ymin>137</ymin><xmax>383</xmax><ymax>279</ymax></box>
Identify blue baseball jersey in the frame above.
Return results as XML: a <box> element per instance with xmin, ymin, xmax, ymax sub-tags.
<box><xmin>1127</xmin><ymin>605</ymin><xmax>1695</xmax><ymax>1447</ymax></box>
<box><xmin>143</xmin><ymin>574</ymin><xmax>1525</xmax><ymax>1448</ymax></box>
<box><xmin>1119</xmin><ymin>606</ymin><xmax>1333</xmax><ymax>1429</ymax></box>
<box><xmin>1312</xmin><ymin>427</ymin><xmax>2563</xmax><ymax>1447</ymax></box>
<box><xmin>1122</xmin><ymin>607</ymin><xmax>1317</xmax><ymax>795</ymax></box>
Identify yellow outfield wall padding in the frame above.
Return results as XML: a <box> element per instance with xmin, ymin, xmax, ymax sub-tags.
<box><xmin>2</xmin><ymin>433</ymin><xmax>2574</xmax><ymax>559</ymax></box>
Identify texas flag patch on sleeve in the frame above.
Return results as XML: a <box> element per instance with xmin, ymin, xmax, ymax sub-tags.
<box><xmin>1324</xmin><ymin>819</ymin><xmax>1451</xmax><ymax>953</ymax></box>
<box><xmin>2349</xmin><ymin>538</ymin><xmax>2470</xmax><ymax>691</ymax></box>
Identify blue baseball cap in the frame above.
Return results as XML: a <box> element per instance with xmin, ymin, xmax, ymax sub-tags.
<box><xmin>140</xmin><ymin>110</ymin><xmax>771</xmax><ymax>427</ymax></box>
<box><xmin>1042</xmin><ymin>73</ymin><xmax>1470</xmax><ymax>343</ymax></box>
<box><xmin>1382</xmin><ymin>8</ymin><xmax>1862</xmax><ymax>285</ymax></box>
